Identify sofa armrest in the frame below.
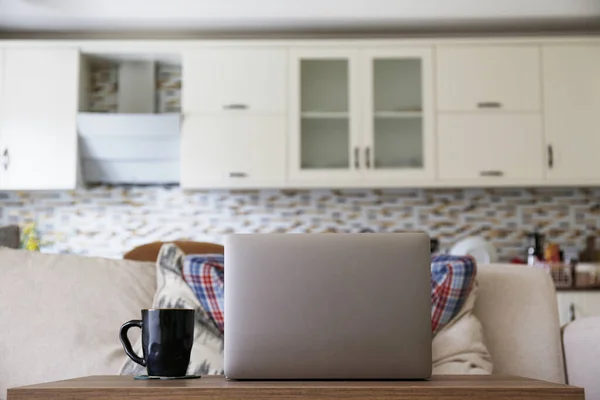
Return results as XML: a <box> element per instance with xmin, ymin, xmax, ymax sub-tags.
<box><xmin>563</xmin><ymin>316</ymin><xmax>600</xmax><ymax>398</ymax></box>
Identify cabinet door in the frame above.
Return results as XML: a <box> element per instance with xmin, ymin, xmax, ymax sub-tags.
<box><xmin>183</xmin><ymin>48</ymin><xmax>287</xmax><ymax>114</ymax></box>
<box><xmin>0</xmin><ymin>49</ymin><xmax>4</xmax><ymax>188</ymax></box>
<box><xmin>438</xmin><ymin>114</ymin><xmax>544</xmax><ymax>181</ymax></box>
<box><xmin>557</xmin><ymin>292</ymin><xmax>600</xmax><ymax>326</ymax></box>
<box><xmin>288</xmin><ymin>49</ymin><xmax>361</xmax><ymax>183</ymax></box>
<box><xmin>363</xmin><ymin>48</ymin><xmax>435</xmax><ymax>181</ymax></box>
<box><xmin>437</xmin><ymin>45</ymin><xmax>541</xmax><ymax>112</ymax></box>
<box><xmin>543</xmin><ymin>45</ymin><xmax>600</xmax><ymax>181</ymax></box>
<box><xmin>180</xmin><ymin>115</ymin><xmax>286</xmax><ymax>188</ymax></box>
<box><xmin>0</xmin><ymin>48</ymin><xmax>79</xmax><ymax>190</ymax></box>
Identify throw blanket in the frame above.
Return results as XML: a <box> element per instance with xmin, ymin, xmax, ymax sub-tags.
<box><xmin>183</xmin><ymin>253</ymin><xmax>476</xmax><ymax>337</ymax></box>
<box><xmin>430</xmin><ymin>254</ymin><xmax>477</xmax><ymax>335</ymax></box>
<box><xmin>183</xmin><ymin>254</ymin><xmax>225</xmax><ymax>333</ymax></box>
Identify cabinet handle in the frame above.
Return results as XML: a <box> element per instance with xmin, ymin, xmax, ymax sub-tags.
<box><xmin>354</xmin><ymin>147</ymin><xmax>360</xmax><ymax>169</ymax></box>
<box><xmin>365</xmin><ymin>147</ymin><xmax>371</xmax><ymax>169</ymax></box>
<box><xmin>229</xmin><ymin>172</ymin><xmax>248</xmax><ymax>178</ymax></box>
<box><xmin>548</xmin><ymin>145</ymin><xmax>554</xmax><ymax>169</ymax></box>
<box><xmin>223</xmin><ymin>104</ymin><xmax>249</xmax><ymax>110</ymax></box>
<box><xmin>2</xmin><ymin>149</ymin><xmax>8</xmax><ymax>171</ymax></box>
<box><xmin>479</xmin><ymin>170</ymin><xmax>504</xmax><ymax>177</ymax></box>
<box><xmin>569</xmin><ymin>302</ymin><xmax>576</xmax><ymax>322</ymax></box>
<box><xmin>477</xmin><ymin>102</ymin><xmax>502</xmax><ymax>109</ymax></box>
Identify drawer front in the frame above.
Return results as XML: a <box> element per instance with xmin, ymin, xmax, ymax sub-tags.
<box><xmin>181</xmin><ymin>115</ymin><xmax>286</xmax><ymax>188</ymax></box>
<box><xmin>437</xmin><ymin>114</ymin><xmax>544</xmax><ymax>181</ymax></box>
<box><xmin>437</xmin><ymin>45</ymin><xmax>541</xmax><ymax>112</ymax></box>
<box><xmin>183</xmin><ymin>48</ymin><xmax>287</xmax><ymax>114</ymax></box>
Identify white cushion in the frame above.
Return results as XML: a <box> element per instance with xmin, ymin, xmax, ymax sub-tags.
<box><xmin>432</xmin><ymin>280</ymin><xmax>493</xmax><ymax>374</ymax></box>
<box><xmin>563</xmin><ymin>316</ymin><xmax>600</xmax><ymax>399</ymax></box>
<box><xmin>0</xmin><ymin>248</ymin><xmax>156</xmax><ymax>400</ymax></box>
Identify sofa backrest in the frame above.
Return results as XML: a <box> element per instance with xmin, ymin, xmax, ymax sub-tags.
<box><xmin>475</xmin><ymin>264</ymin><xmax>565</xmax><ymax>383</ymax></box>
<box><xmin>0</xmin><ymin>248</ymin><xmax>156</xmax><ymax>400</ymax></box>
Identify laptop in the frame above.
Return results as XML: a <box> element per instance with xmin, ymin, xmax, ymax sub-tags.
<box><xmin>224</xmin><ymin>233</ymin><xmax>432</xmax><ymax>380</ymax></box>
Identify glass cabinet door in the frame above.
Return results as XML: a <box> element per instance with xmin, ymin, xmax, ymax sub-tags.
<box><xmin>289</xmin><ymin>50</ymin><xmax>360</xmax><ymax>181</ymax></box>
<box><xmin>365</xmin><ymin>49</ymin><xmax>434</xmax><ymax>180</ymax></box>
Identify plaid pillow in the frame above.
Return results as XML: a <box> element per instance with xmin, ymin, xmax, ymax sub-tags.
<box><xmin>183</xmin><ymin>253</ymin><xmax>476</xmax><ymax>337</ymax></box>
<box><xmin>430</xmin><ymin>254</ymin><xmax>477</xmax><ymax>335</ymax></box>
<box><xmin>183</xmin><ymin>254</ymin><xmax>225</xmax><ymax>333</ymax></box>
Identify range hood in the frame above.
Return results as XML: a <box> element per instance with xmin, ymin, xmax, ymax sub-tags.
<box><xmin>78</xmin><ymin>113</ymin><xmax>180</xmax><ymax>185</ymax></box>
<box><xmin>77</xmin><ymin>57</ymin><xmax>181</xmax><ymax>185</ymax></box>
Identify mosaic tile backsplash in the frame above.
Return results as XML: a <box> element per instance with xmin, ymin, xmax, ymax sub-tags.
<box><xmin>1</xmin><ymin>186</ymin><xmax>599</xmax><ymax>261</ymax></box>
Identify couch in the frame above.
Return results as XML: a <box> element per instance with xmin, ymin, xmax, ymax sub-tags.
<box><xmin>0</xmin><ymin>247</ymin><xmax>597</xmax><ymax>400</ymax></box>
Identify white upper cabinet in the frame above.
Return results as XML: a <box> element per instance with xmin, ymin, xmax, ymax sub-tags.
<box><xmin>543</xmin><ymin>44</ymin><xmax>600</xmax><ymax>182</ymax></box>
<box><xmin>438</xmin><ymin>114</ymin><xmax>544</xmax><ymax>182</ymax></box>
<box><xmin>0</xmin><ymin>48</ymin><xmax>4</xmax><ymax>189</ymax></box>
<box><xmin>0</xmin><ymin>48</ymin><xmax>79</xmax><ymax>190</ymax></box>
<box><xmin>288</xmin><ymin>47</ymin><xmax>435</xmax><ymax>186</ymax></box>
<box><xmin>437</xmin><ymin>45</ymin><xmax>541</xmax><ymax>112</ymax></box>
<box><xmin>180</xmin><ymin>115</ymin><xmax>286</xmax><ymax>188</ymax></box>
<box><xmin>182</xmin><ymin>48</ymin><xmax>287</xmax><ymax>114</ymax></box>
<box><xmin>288</xmin><ymin>49</ymin><xmax>361</xmax><ymax>183</ymax></box>
<box><xmin>180</xmin><ymin>48</ymin><xmax>288</xmax><ymax>188</ymax></box>
<box><xmin>363</xmin><ymin>48</ymin><xmax>435</xmax><ymax>181</ymax></box>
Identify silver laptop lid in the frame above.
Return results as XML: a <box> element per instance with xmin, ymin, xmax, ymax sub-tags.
<box><xmin>224</xmin><ymin>233</ymin><xmax>432</xmax><ymax>379</ymax></box>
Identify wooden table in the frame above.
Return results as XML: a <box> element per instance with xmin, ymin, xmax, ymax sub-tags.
<box><xmin>7</xmin><ymin>375</ymin><xmax>584</xmax><ymax>400</ymax></box>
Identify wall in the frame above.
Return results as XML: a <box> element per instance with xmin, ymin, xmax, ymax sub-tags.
<box><xmin>1</xmin><ymin>186</ymin><xmax>599</xmax><ymax>261</ymax></box>
<box><xmin>89</xmin><ymin>62</ymin><xmax>181</xmax><ymax>113</ymax></box>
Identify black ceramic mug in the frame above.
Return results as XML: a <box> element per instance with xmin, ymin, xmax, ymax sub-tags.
<box><xmin>119</xmin><ymin>309</ymin><xmax>195</xmax><ymax>377</ymax></box>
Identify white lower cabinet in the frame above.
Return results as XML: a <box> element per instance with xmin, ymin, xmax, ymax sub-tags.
<box><xmin>180</xmin><ymin>115</ymin><xmax>286</xmax><ymax>188</ymax></box>
<box><xmin>556</xmin><ymin>291</ymin><xmax>600</xmax><ymax>326</ymax></box>
<box><xmin>437</xmin><ymin>114</ymin><xmax>544</xmax><ymax>183</ymax></box>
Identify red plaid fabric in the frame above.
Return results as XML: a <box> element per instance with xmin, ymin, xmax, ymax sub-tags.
<box><xmin>183</xmin><ymin>254</ymin><xmax>225</xmax><ymax>333</ymax></box>
<box><xmin>430</xmin><ymin>254</ymin><xmax>477</xmax><ymax>335</ymax></box>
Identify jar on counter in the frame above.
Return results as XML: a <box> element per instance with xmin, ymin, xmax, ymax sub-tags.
<box><xmin>575</xmin><ymin>263</ymin><xmax>600</xmax><ymax>288</ymax></box>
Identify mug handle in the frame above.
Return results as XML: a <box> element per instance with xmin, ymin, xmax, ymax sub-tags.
<box><xmin>119</xmin><ymin>320</ymin><xmax>146</xmax><ymax>367</ymax></box>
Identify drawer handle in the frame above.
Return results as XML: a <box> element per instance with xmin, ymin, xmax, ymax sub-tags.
<box><xmin>480</xmin><ymin>170</ymin><xmax>504</xmax><ymax>177</ymax></box>
<box><xmin>229</xmin><ymin>172</ymin><xmax>248</xmax><ymax>178</ymax></box>
<box><xmin>2</xmin><ymin>148</ymin><xmax>8</xmax><ymax>171</ymax></box>
<box><xmin>223</xmin><ymin>104</ymin><xmax>249</xmax><ymax>110</ymax></box>
<box><xmin>477</xmin><ymin>102</ymin><xmax>502</xmax><ymax>109</ymax></box>
<box><xmin>569</xmin><ymin>302</ymin><xmax>576</xmax><ymax>322</ymax></box>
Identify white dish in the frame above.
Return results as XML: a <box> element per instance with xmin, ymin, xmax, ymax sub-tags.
<box><xmin>450</xmin><ymin>236</ymin><xmax>498</xmax><ymax>265</ymax></box>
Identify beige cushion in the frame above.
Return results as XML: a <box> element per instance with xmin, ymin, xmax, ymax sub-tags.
<box><xmin>563</xmin><ymin>316</ymin><xmax>600</xmax><ymax>399</ymax></box>
<box><xmin>0</xmin><ymin>248</ymin><xmax>156</xmax><ymax>400</ymax></box>
<box><xmin>432</xmin><ymin>280</ymin><xmax>493</xmax><ymax>374</ymax></box>
<box><xmin>475</xmin><ymin>264</ymin><xmax>565</xmax><ymax>383</ymax></box>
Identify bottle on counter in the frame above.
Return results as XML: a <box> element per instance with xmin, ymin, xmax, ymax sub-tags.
<box><xmin>526</xmin><ymin>232</ymin><xmax>545</xmax><ymax>266</ymax></box>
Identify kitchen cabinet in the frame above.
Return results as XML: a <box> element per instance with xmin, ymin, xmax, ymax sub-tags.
<box><xmin>181</xmin><ymin>48</ymin><xmax>287</xmax><ymax>189</ymax></box>
<box><xmin>437</xmin><ymin>45</ymin><xmax>541</xmax><ymax>112</ymax></box>
<box><xmin>182</xmin><ymin>48</ymin><xmax>287</xmax><ymax>114</ymax></box>
<box><xmin>438</xmin><ymin>114</ymin><xmax>544</xmax><ymax>181</ymax></box>
<box><xmin>180</xmin><ymin>115</ymin><xmax>286</xmax><ymax>188</ymax></box>
<box><xmin>0</xmin><ymin>48</ymin><xmax>79</xmax><ymax>190</ymax></box>
<box><xmin>0</xmin><ymin>49</ymin><xmax>3</xmax><ymax>189</ymax></box>
<box><xmin>556</xmin><ymin>291</ymin><xmax>600</xmax><ymax>326</ymax></box>
<box><xmin>543</xmin><ymin>44</ymin><xmax>600</xmax><ymax>182</ymax></box>
<box><xmin>363</xmin><ymin>48</ymin><xmax>435</xmax><ymax>182</ymax></box>
<box><xmin>288</xmin><ymin>47</ymin><xmax>435</xmax><ymax>185</ymax></box>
